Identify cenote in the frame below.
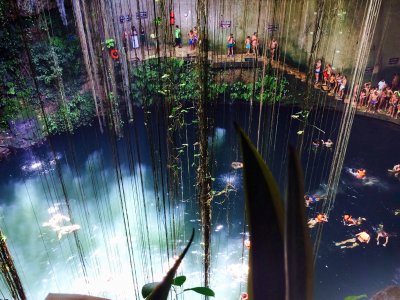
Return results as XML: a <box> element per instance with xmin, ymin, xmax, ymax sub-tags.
<box><xmin>1</xmin><ymin>104</ymin><xmax>400</xmax><ymax>299</ymax></box>
<box><xmin>1</xmin><ymin>1</ymin><xmax>400</xmax><ymax>300</ymax></box>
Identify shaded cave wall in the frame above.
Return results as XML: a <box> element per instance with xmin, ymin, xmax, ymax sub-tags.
<box><xmin>16</xmin><ymin>0</ymin><xmax>400</xmax><ymax>84</ymax></box>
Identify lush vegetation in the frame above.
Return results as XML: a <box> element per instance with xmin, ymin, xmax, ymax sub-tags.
<box><xmin>130</xmin><ymin>58</ymin><xmax>288</xmax><ymax>104</ymax></box>
<box><xmin>44</xmin><ymin>92</ymin><xmax>95</xmax><ymax>135</ymax></box>
<box><xmin>0</xmin><ymin>2</ymin><xmax>90</xmax><ymax>135</ymax></box>
<box><xmin>0</xmin><ymin>0</ymin><xmax>35</xmax><ymax>131</ymax></box>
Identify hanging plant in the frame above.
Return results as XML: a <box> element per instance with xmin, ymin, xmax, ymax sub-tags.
<box><xmin>105</xmin><ymin>38</ymin><xmax>115</xmax><ymax>49</ymax></box>
<box><xmin>110</xmin><ymin>49</ymin><xmax>119</xmax><ymax>60</ymax></box>
<box><xmin>154</xmin><ymin>17</ymin><xmax>162</xmax><ymax>26</ymax></box>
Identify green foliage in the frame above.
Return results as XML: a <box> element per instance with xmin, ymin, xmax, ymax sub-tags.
<box><xmin>31</xmin><ymin>36</ymin><xmax>82</xmax><ymax>86</ymax></box>
<box><xmin>183</xmin><ymin>287</ymin><xmax>215</xmax><ymax>296</ymax></box>
<box><xmin>228</xmin><ymin>75</ymin><xmax>288</xmax><ymax>102</ymax></box>
<box><xmin>141</xmin><ymin>282</ymin><xmax>159</xmax><ymax>298</ymax></box>
<box><xmin>235</xmin><ymin>125</ymin><xmax>313</xmax><ymax>299</ymax></box>
<box><xmin>44</xmin><ymin>92</ymin><xmax>95</xmax><ymax>135</ymax></box>
<box><xmin>105</xmin><ymin>38</ymin><xmax>115</xmax><ymax>49</ymax></box>
<box><xmin>141</xmin><ymin>229</ymin><xmax>215</xmax><ymax>299</ymax></box>
<box><xmin>131</xmin><ymin>58</ymin><xmax>288</xmax><ymax>105</ymax></box>
<box><xmin>154</xmin><ymin>17</ymin><xmax>162</xmax><ymax>26</ymax></box>
<box><xmin>343</xmin><ymin>295</ymin><xmax>367</xmax><ymax>300</ymax></box>
<box><xmin>172</xmin><ymin>275</ymin><xmax>186</xmax><ymax>286</ymax></box>
<box><xmin>131</xmin><ymin>58</ymin><xmax>201</xmax><ymax>104</ymax></box>
<box><xmin>142</xmin><ymin>276</ymin><xmax>215</xmax><ymax>299</ymax></box>
<box><xmin>0</xmin><ymin>1</ymin><xmax>36</xmax><ymax>131</ymax></box>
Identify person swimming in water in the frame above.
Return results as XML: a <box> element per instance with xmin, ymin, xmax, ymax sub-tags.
<box><xmin>42</xmin><ymin>213</ymin><xmax>70</xmax><ymax>230</ymax></box>
<box><xmin>57</xmin><ymin>224</ymin><xmax>81</xmax><ymax>240</ymax></box>
<box><xmin>231</xmin><ymin>162</ymin><xmax>244</xmax><ymax>169</ymax></box>
<box><xmin>304</xmin><ymin>194</ymin><xmax>326</xmax><ymax>207</ymax></box>
<box><xmin>308</xmin><ymin>213</ymin><xmax>328</xmax><ymax>228</ymax></box>
<box><xmin>350</xmin><ymin>168</ymin><xmax>366</xmax><ymax>179</ymax></box>
<box><xmin>334</xmin><ymin>231</ymin><xmax>370</xmax><ymax>249</ymax></box>
<box><xmin>389</xmin><ymin>164</ymin><xmax>400</xmax><ymax>176</ymax></box>
<box><xmin>312</xmin><ymin>139</ymin><xmax>320</xmax><ymax>148</ymax></box>
<box><xmin>321</xmin><ymin>139</ymin><xmax>334</xmax><ymax>148</ymax></box>
<box><xmin>343</xmin><ymin>214</ymin><xmax>366</xmax><ymax>226</ymax></box>
<box><xmin>376</xmin><ymin>224</ymin><xmax>389</xmax><ymax>247</ymax></box>
<box><xmin>240</xmin><ymin>292</ymin><xmax>249</xmax><ymax>300</ymax></box>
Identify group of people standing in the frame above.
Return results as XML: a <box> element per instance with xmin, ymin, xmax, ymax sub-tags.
<box><xmin>358</xmin><ymin>77</ymin><xmax>400</xmax><ymax>118</ymax></box>
<box><xmin>314</xmin><ymin>60</ymin><xmax>400</xmax><ymax>119</ymax></box>
<box><xmin>174</xmin><ymin>25</ymin><xmax>198</xmax><ymax>50</ymax></box>
<box><xmin>228</xmin><ymin>32</ymin><xmax>278</xmax><ymax>59</ymax></box>
<box><xmin>122</xmin><ymin>25</ymin><xmax>146</xmax><ymax>51</ymax></box>
<box><xmin>175</xmin><ymin>26</ymin><xmax>279</xmax><ymax>59</ymax></box>
<box><xmin>314</xmin><ymin>60</ymin><xmax>348</xmax><ymax>100</ymax></box>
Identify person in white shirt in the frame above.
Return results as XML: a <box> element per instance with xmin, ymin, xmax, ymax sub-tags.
<box><xmin>378</xmin><ymin>79</ymin><xmax>387</xmax><ymax>91</ymax></box>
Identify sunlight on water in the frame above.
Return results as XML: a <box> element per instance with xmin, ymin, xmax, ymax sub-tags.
<box><xmin>0</xmin><ymin>150</ymin><xmax>248</xmax><ymax>299</ymax></box>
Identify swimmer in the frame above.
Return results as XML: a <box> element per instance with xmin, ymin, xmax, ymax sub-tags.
<box><xmin>57</xmin><ymin>224</ymin><xmax>81</xmax><ymax>240</ymax></box>
<box><xmin>240</xmin><ymin>292</ymin><xmax>248</xmax><ymax>300</ymax></box>
<box><xmin>308</xmin><ymin>213</ymin><xmax>328</xmax><ymax>228</ymax></box>
<box><xmin>312</xmin><ymin>139</ymin><xmax>320</xmax><ymax>148</ymax></box>
<box><xmin>321</xmin><ymin>139</ymin><xmax>334</xmax><ymax>148</ymax></box>
<box><xmin>231</xmin><ymin>162</ymin><xmax>244</xmax><ymax>170</ymax></box>
<box><xmin>395</xmin><ymin>209</ymin><xmax>400</xmax><ymax>216</ymax></box>
<box><xmin>376</xmin><ymin>224</ymin><xmax>389</xmax><ymax>247</ymax></box>
<box><xmin>343</xmin><ymin>214</ymin><xmax>366</xmax><ymax>226</ymax></box>
<box><xmin>42</xmin><ymin>213</ymin><xmax>70</xmax><ymax>230</ymax></box>
<box><xmin>304</xmin><ymin>194</ymin><xmax>326</xmax><ymax>207</ymax></box>
<box><xmin>389</xmin><ymin>164</ymin><xmax>400</xmax><ymax>176</ymax></box>
<box><xmin>334</xmin><ymin>231</ymin><xmax>370</xmax><ymax>249</ymax></box>
<box><xmin>350</xmin><ymin>168</ymin><xmax>366</xmax><ymax>179</ymax></box>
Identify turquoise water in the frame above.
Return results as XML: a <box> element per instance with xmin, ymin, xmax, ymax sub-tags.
<box><xmin>0</xmin><ymin>104</ymin><xmax>399</xmax><ymax>299</ymax></box>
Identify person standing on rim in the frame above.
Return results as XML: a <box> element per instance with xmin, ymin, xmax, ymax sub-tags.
<box><xmin>131</xmin><ymin>26</ymin><xmax>140</xmax><ymax>49</ymax></box>
<box><xmin>227</xmin><ymin>33</ymin><xmax>235</xmax><ymax>57</ymax></box>
<box><xmin>251</xmin><ymin>32</ymin><xmax>259</xmax><ymax>55</ymax></box>
<box><xmin>139</xmin><ymin>25</ymin><xmax>146</xmax><ymax>47</ymax></box>
<box><xmin>175</xmin><ymin>25</ymin><xmax>182</xmax><ymax>48</ymax></box>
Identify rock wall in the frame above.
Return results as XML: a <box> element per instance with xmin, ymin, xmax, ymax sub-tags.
<box><xmin>112</xmin><ymin>0</ymin><xmax>399</xmax><ymax>82</ymax></box>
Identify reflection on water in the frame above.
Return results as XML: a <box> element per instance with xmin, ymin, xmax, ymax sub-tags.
<box><xmin>0</xmin><ymin>117</ymin><xmax>249</xmax><ymax>299</ymax></box>
<box><xmin>0</xmin><ymin>105</ymin><xmax>399</xmax><ymax>299</ymax></box>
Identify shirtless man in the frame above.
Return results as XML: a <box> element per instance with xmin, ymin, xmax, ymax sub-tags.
<box><xmin>321</xmin><ymin>139</ymin><xmax>334</xmax><ymax>148</ymax></box>
<box><xmin>367</xmin><ymin>89</ymin><xmax>379</xmax><ymax>113</ymax></box>
<box><xmin>343</xmin><ymin>214</ymin><xmax>366</xmax><ymax>226</ymax></box>
<box><xmin>376</xmin><ymin>224</ymin><xmax>389</xmax><ymax>247</ymax></box>
<box><xmin>227</xmin><ymin>33</ymin><xmax>235</xmax><ymax>57</ymax></box>
<box><xmin>328</xmin><ymin>73</ymin><xmax>336</xmax><ymax>95</ymax></box>
<box><xmin>269</xmin><ymin>38</ymin><xmax>278</xmax><ymax>61</ymax></box>
<box><xmin>307</xmin><ymin>213</ymin><xmax>328</xmax><ymax>228</ymax></box>
<box><xmin>335</xmin><ymin>231</ymin><xmax>370</xmax><ymax>249</ymax></box>
<box><xmin>251</xmin><ymin>32</ymin><xmax>259</xmax><ymax>55</ymax></box>
<box><xmin>387</xmin><ymin>92</ymin><xmax>399</xmax><ymax>117</ymax></box>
